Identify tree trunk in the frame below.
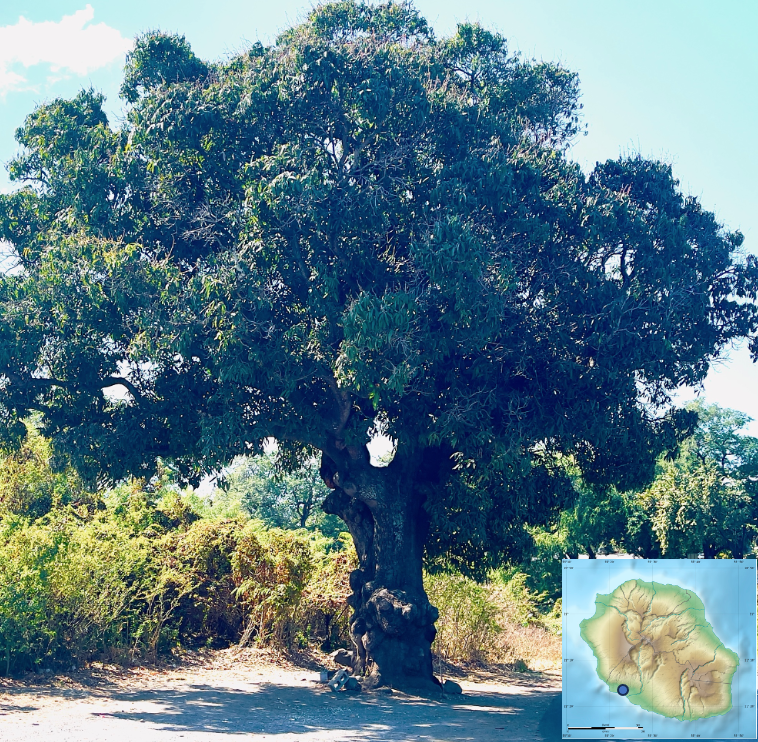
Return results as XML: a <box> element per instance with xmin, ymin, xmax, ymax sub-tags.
<box><xmin>321</xmin><ymin>452</ymin><xmax>442</xmax><ymax>694</ymax></box>
<box><xmin>731</xmin><ymin>529</ymin><xmax>746</xmax><ymax>560</ymax></box>
<box><xmin>298</xmin><ymin>502</ymin><xmax>310</xmax><ymax>529</ymax></box>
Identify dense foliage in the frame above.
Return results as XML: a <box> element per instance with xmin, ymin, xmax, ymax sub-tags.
<box><xmin>0</xmin><ymin>422</ymin><xmax>557</xmax><ymax>675</ymax></box>
<box><xmin>0</xmin><ymin>424</ymin><xmax>355</xmax><ymax>675</ymax></box>
<box><xmin>1</xmin><ymin>0</ymin><xmax>756</xmax><ymax>687</ymax></box>
<box><xmin>0</xmin><ymin>402</ymin><xmax>753</xmax><ymax>675</ymax></box>
<box><xmin>0</xmin><ymin>0</ymin><xmax>754</xmax><ymax>570</ymax></box>
<box><xmin>530</xmin><ymin>402</ymin><xmax>758</xmax><ymax>564</ymax></box>
<box><xmin>633</xmin><ymin>402</ymin><xmax>758</xmax><ymax>559</ymax></box>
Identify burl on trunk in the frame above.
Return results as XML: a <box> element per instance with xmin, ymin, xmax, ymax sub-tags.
<box><xmin>320</xmin><ymin>447</ymin><xmax>448</xmax><ymax>693</ymax></box>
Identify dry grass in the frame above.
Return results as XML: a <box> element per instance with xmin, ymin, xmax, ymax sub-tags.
<box><xmin>487</xmin><ymin>578</ymin><xmax>561</xmax><ymax>672</ymax></box>
<box><xmin>427</xmin><ymin>571</ymin><xmax>562</xmax><ymax>674</ymax></box>
<box><xmin>492</xmin><ymin>620</ymin><xmax>561</xmax><ymax>672</ymax></box>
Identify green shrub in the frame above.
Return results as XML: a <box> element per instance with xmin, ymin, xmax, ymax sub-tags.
<box><xmin>424</xmin><ymin>566</ymin><xmax>563</xmax><ymax>670</ymax></box>
<box><xmin>232</xmin><ymin>523</ymin><xmax>315</xmax><ymax>647</ymax></box>
<box><xmin>0</xmin><ymin>518</ymin><xmax>59</xmax><ymax>673</ymax></box>
<box><xmin>0</xmin><ymin>423</ymin><xmax>89</xmax><ymax>519</ymax></box>
<box><xmin>162</xmin><ymin>519</ymin><xmax>243</xmax><ymax>645</ymax></box>
<box><xmin>296</xmin><ymin>532</ymin><xmax>357</xmax><ymax>650</ymax></box>
<box><xmin>424</xmin><ymin>571</ymin><xmax>501</xmax><ymax>663</ymax></box>
<box><xmin>0</xmin><ymin>508</ymin><xmax>157</xmax><ymax>673</ymax></box>
<box><xmin>49</xmin><ymin>513</ymin><xmax>154</xmax><ymax>662</ymax></box>
<box><xmin>0</xmin><ymin>422</ymin><xmax>563</xmax><ymax>674</ymax></box>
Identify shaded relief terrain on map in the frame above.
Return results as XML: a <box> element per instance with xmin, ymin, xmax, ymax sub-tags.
<box><xmin>580</xmin><ymin>579</ymin><xmax>740</xmax><ymax>721</ymax></box>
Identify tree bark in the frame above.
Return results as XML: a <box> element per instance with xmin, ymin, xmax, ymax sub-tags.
<box><xmin>731</xmin><ymin>528</ymin><xmax>747</xmax><ymax>560</ymax></box>
<box><xmin>320</xmin><ymin>450</ymin><xmax>443</xmax><ymax>694</ymax></box>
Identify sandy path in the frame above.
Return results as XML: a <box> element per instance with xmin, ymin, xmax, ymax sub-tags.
<box><xmin>0</xmin><ymin>657</ymin><xmax>563</xmax><ymax>742</ymax></box>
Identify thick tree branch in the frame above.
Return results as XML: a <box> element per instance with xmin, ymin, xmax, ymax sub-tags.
<box><xmin>324</xmin><ymin>371</ymin><xmax>352</xmax><ymax>437</ymax></box>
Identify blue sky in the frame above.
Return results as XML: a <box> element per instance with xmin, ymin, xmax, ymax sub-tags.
<box><xmin>0</xmin><ymin>1</ymin><xmax>756</xmax><ymax>431</ymax></box>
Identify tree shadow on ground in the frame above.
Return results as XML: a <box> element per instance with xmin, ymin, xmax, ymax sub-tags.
<box><xmin>21</xmin><ymin>680</ymin><xmax>559</xmax><ymax>741</ymax></box>
<box><xmin>104</xmin><ymin>682</ymin><xmax>555</xmax><ymax>740</ymax></box>
<box><xmin>0</xmin><ymin>702</ymin><xmax>38</xmax><ymax>713</ymax></box>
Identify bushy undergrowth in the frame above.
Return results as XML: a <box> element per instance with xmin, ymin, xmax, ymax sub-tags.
<box><xmin>0</xmin><ymin>483</ymin><xmax>559</xmax><ymax>675</ymax></box>
<box><xmin>0</xmin><ymin>437</ymin><xmax>356</xmax><ymax>675</ymax></box>
<box><xmin>0</xmin><ymin>424</ymin><xmax>560</xmax><ymax>676</ymax></box>
<box><xmin>0</xmin><ymin>504</ymin><xmax>358</xmax><ymax>674</ymax></box>
<box><xmin>426</xmin><ymin>567</ymin><xmax>561</xmax><ymax>671</ymax></box>
<box><xmin>425</xmin><ymin>572</ymin><xmax>500</xmax><ymax>664</ymax></box>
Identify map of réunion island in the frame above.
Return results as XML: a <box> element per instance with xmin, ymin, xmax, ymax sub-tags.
<box><xmin>580</xmin><ymin>579</ymin><xmax>740</xmax><ymax>721</ymax></box>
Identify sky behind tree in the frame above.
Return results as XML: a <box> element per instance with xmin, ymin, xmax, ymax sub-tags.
<box><xmin>0</xmin><ymin>0</ymin><xmax>755</xmax><ymax>430</ymax></box>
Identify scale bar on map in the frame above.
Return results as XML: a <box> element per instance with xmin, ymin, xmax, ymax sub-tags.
<box><xmin>567</xmin><ymin>726</ymin><xmax>644</xmax><ymax>730</ymax></box>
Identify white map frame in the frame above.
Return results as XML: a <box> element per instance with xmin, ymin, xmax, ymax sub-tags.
<box><xmin>562</xmin><ymin>558</ymin><xmax>757</xmax><ymax>740</ymax></box>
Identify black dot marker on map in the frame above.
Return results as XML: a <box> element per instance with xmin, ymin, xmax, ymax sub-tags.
<box><xmin>617</xmin><ymin>684</ymin><xmax>629</xmax><ymax>696</ymax></box>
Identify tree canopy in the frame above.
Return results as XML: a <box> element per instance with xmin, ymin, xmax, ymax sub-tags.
<box><xmin>531</xmin><ymin>402</ymin><xmax>758</xmax><ymax>562</ymax></box>
<box><xmin>1</xmin><ymin>0</ymin><xmax>756</xmax><ymax>689</ymax></box>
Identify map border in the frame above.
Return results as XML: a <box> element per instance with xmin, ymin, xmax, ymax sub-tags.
<box><xmin>561</xmin><ymin>558</ymin><xmax>757</xmax><ymax>740</ymax></box>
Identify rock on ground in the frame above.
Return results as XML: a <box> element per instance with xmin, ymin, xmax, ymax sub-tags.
<box><xmin>329</xmin><ymin>648</ymin><xmax>354</xmax><ymax>667</ymax></box>
<box><xmin>442</xmin><ymin>679</ymin><xmax>462</xmax><ymax>694</ymax></box>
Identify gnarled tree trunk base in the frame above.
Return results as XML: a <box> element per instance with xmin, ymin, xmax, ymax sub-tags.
<box><xmin>321</xmin><ymin>460</ymin><xmax>443</xmax><ymax>695</ymax></box>
<box><xmin>349</xmin><ymin>579</ymin><xmax>441</xmax><ymax>694</ymax></box>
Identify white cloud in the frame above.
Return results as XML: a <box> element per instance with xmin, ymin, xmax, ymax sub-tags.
<box><xmin>0</xmin><ymin>5</ymin><xmax>132</xmax><ymax>95</ymax></box>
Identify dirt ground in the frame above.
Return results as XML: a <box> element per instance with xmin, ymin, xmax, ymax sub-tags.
<box><xmin>0</xmin><ymin>648</ymin><xmax>564</xmax><ymax>741</ymax></box>
<box><xmin>1</xmin><ymin>648</ymin><xmax>736</xmax><ymax>741</ymax></box>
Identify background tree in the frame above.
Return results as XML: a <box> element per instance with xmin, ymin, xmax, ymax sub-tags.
<box><xmin>0</xmin><ymin>1</ymin><xmax>756</xmax><ymax>691</ymax></box>
<box><xmin>554</xmin><ymin>486</ymin><xmax>630</xmax><ymax>560</ymax></box>
<box><xmin>634</xmin><ymin>403</ymin><xmax>758</xmax><ymax>559</ymax></box>
<box><xmin>688</xmin><ymin>401</ymin><xmax>758</xmax><ymax>478</ymax></box>
<box><xmin>622</xmin><ymin>494</ymin><xmax>665</xmax><ymax>559</ymax></box>
<box><xmin>538</xmin><ymin>403</ymin><xmax>758</xmax><ymax>561</ymax></box>
<box><xmin>525</xmin><ymin>452</ymin><xmax>632</xmax><ymax>560</ymax></box>
<box><xmin>220</xmin><ymin>452</ymin><xmax>344</xmax><ymax>537</ymax></box>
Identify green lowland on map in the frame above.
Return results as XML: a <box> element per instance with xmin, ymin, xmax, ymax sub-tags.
<box><xmin>580</xmin><ymin>579</ymin><xmax>740</xmax><ymax>721</ymax></box>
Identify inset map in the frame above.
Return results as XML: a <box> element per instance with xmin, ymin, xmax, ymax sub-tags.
<box><xmin>580</xmin><ymin>579</ymin><xmax>739</xmax><ymax>720</ymax></box>
<box><xmin>563</xmin><ymin>559</ymin><xmax>756</xmax><ymax>739</ymax></box>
